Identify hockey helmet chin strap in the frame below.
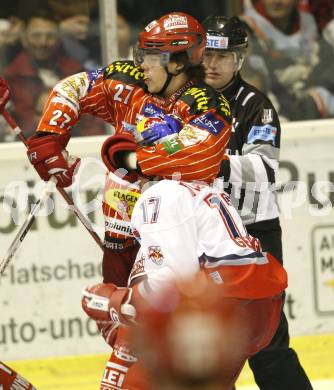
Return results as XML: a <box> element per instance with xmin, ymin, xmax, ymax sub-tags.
<box><xmin>157</xmin><ymin>62</ymin><xmax>187</xmax><ymax>96</ymax></box>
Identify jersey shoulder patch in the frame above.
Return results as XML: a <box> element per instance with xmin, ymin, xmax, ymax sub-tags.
<box><xmin>103</xmin><ymin>60</ymin><xmax>145</xmax><ymax>86</ymax></box>
<box><xmin>180</xmin><ymin>82</ymin><xmax>232</xmax><ymax>122</ymax></box>
<box><xmin>180</xmin><ymin>82</ymin><xmax>217</xmax><ymax>114</ymax></box>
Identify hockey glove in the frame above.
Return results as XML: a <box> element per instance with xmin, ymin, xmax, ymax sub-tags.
<box><xmin>27</xmin><ymin>134</ymin><xmax>80</xmax><ymax>188</ymax></box>
<box><xmin>134</xmin><ymin>114</ymin><xmax>182</xmax><ymax>144</ymax></box>
<box><xmin>82</xmin><ymin>283</ymin><xmax>137</xmax><ymax>326</ymax></box>
<box><xmin>101</xmin><ymin>133</ymin><xmax>139</xmax><ymax>182</ymax></box>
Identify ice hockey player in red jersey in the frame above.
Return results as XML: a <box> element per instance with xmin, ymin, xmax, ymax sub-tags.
<box><xmin>0</xmin><ymin>361</ymin><xmax>36</xmax><ymax>390</ymax></box>
<box><xmin>25</xmin><ymin>12</ymin><xmax>232</xmax><ymax>288</ymax></box>
<box><xmin>82</xmin><ymin>172</ymin><xmax>287</xmax><ymax>389</ymax></box>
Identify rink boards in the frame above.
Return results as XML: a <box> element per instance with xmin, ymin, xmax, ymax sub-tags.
<box><xmin>1</xmin><ymin>119</ymin><xmax>334</xmax><ymax>388</ymax></box>
<box><xmin>5</xmin><ymin>333</ymin><xmax>334</xmax><ymax>389</ymax></box>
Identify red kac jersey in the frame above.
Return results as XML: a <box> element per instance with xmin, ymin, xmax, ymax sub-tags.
<box><xmin>37</xmin><ymin>60</ymin><xmax>232</xmax><ymax>183</ymax></box>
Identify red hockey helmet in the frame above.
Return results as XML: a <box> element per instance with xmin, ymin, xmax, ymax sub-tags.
<box><xmin>136</xmin><ymin>12</ymin><xmax>206</xmax><ymax>66</ymax></box>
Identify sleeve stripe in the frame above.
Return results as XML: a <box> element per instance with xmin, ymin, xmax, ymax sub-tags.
<box><xmin>228</xmin><ymin>155</ymin><xmax>242</xmax><ymax>184</ymax></box>
<box><xmin>241</xmin><ymin>155</ymin><xmax>256</xmax><ymax>183</ymax></box>
<box><xmin>242</xmin><ymin>143</ymin><xmax>279</xmax><ymax>160</ymax></box>
<box><xmin>261</xmin><ymin>155</ymin><xmax>279</xmax><ymax>171</ymax></box>
<box><xmin>247</xmin><ymin>154</ymin><xmax>270</xmax><ymax>188</ymax></box>
<box><xmin>262</xmin><ymin>158</ymin><xmax>276</xmax><ymax>184</ymax></box>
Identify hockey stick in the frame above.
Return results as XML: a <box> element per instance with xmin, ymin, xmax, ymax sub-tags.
<box><xmin>1</xmin><ymin>108</ymin><xmax>104</xmax><ymax>252</ymax></box>
<box><xmin>0</xmin><ymin>177</ymin><xmax>56</xmax><ymax>275</ymax></box>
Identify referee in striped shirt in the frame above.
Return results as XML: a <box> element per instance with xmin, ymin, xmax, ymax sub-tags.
<box><xmin>203</xmin><ymin>15</ymin><xmax>313</xmax><ymax>390</ymax></box>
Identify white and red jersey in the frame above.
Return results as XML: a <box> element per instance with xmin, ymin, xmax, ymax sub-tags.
<box><xmin>129</xmin><ymin>180</ymin><xmax>287</xmax><ymax>300</ymax></box>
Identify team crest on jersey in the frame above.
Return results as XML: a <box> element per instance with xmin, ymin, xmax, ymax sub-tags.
<box><xmin>178</xmin><ymin>124</ymin><xmax>208</xmax><ymax>146</ymax></box>
<box><xmin>57</xmin><ymin>73</ymin><xmax>89</xmax><ymax>101</ymax></box>
<box><xmin>148</xmin><ymin>246</ymin><xmax>164</xmax><ymax>265</ymax></box>
<box><xmin>261</xmin><ymin>109</ymin><xmax>273</xmax><ymax>124</ymax></box>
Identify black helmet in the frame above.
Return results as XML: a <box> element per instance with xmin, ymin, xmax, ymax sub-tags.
<box><xmin>203</xmin><ymin>16</ymin><xmax>248</xmax><ymax>51</ymax></box>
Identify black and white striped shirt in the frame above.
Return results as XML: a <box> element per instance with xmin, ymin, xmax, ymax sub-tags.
<box><xmin>218</xmin><ymin>73</ymin><xmax>280</xmax><ymax>226</ymax></box>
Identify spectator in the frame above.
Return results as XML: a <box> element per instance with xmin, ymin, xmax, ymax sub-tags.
<box><xmin>0</xmin><ymin>14</ymin><xmax>23</xmax><ymax>71</ymax></box>
<box><xmin>300</xmin><ymin>0</ymin><xmax>334</xmax><ymax>34</ymax></box>
<box><xmin>49</xmin><ymin>0</ymin><xmax>101</xmax><ymax>70</ymax></box>
<box><xmin>241</xmin><ymin>0</ymin><xmax>334</xmax><ymax>120</ymax></box>
<box><xmin>4</xmin><ymin>9</ymin><xmax>82</xmax><ymax>138</ymax></box>
<box><xmin>12</xmin><ymin>0</ymin><xmax>101</xmax><ymax>70</ymax></box>
<box><xmin>3</xmin><ymin>8</ymin><xmax>105</xmax><ymax>139</ymax></box>
<box><xmin>117</xmin><ymin>13</ymin><xmax>133</xmax><ymax>60</ymax></box>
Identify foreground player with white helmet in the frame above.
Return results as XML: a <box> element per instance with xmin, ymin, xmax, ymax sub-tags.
<box><xmin>82</xmin><ymin>138</ymin><xmax>287</xmax><ymax>390</ymax></box>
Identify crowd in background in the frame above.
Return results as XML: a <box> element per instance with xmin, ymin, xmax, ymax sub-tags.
<box><xmin>1</xmin><ymin>0</ymin><xmax>334</xmax><ymax>141</ymax></box>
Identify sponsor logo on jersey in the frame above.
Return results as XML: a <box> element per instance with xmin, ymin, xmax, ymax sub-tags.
<box><xmin>104</xmin><ymin>189</ymin><xmax>140</xmax><ymax>216</ymax></box>
<box><xmin>148</xmin><ymin>246</ymin><xmax>164</xmax><ymax>265</ymax></box>
<box><xmin>122</xmin><ymin>121</ymin><xmax>136</xmax><ymax>132</ymax></box>
<box><xmin>190</xmin><ymin>112</ymin><xmax>225</xmax><ymax>136</ymax></box>
<box><xmin>101</xmin><ymin>361</ymin><xmax>128</xmax><ymax>389</ymax></box>
<box><xmin>261</xmin><ymin>109</ymin><xmax>273</xmax><ymax>124</ymax></box>
<box><xmin>142</xmin><ymin>103</ymin><xmax>164</xmax><ymax>117</ymax></box>
<box><xmin>104</xmin><ymin>61</ymin><xmax>144</xmax><ymax>81</ymax></box>
<box><xmin>105</xmin><ymin>217</ymin><xmax>133</xmax><ymax>236</ymax></box>
<box><xmin>206</xmin><ymin>35</ymin><xmax>229</xmax><ymax>49</ymax></box>
<box><xmin>184</xmin><ymin>87</ymin><xmax>209</xmax><ymax>112</ymax></box>
<box><xmin>162</xmin><ymin>137</ymin><xmax>184</xmax><ymax>154</ymax></box>
<box><xmin>247</xmin><ymin>124</ymin><xmax>277</xmax><ymax>145</ymax></box>
<box><xmin>164</xmin><ymin>15</ymin><xmax>188</xmax><ymax>30</ymax></box>
<box><xmin>87</xmin><ymin>68</ymin><xmax>103</xmax><ymax>91</ymax></box>
<box><xmin>219</xmin><ymin>94</ymin><xmax>231</xmax><ymax>118</ymax></box>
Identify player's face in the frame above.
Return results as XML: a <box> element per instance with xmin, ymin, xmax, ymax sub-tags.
<box><xmin>140</xmin><ymin>53</ymin><xmax>168</xmax><ymax>93</ymax></box>
<box><xmin>203</xmin><ymin>50</ymin><xmax>237</xmax><ymax>89</ymax></box>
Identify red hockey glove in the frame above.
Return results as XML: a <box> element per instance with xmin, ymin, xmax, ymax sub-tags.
<box><xmin>27</xmin><ymin>134</ymin><xmax>80</xmax><ymax>188</ymax></box>
<box><xmin>82</xmin><ymin>283</ymin><xmax>137</xmax><ymax>325</ymax></box>
<box><xmin>101</xmin><ymin>133</ymin><xmax>139</xmax><ymax>182</ymax></box>
<box><xmin>0</xmin><ymin>77</ymin><xmax>10</xmax><ymax>112</ymax></box>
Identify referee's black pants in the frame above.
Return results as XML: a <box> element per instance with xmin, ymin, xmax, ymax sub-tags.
<box><xmin>245</xmin><ymin>218</ymin><xmax>313</xmax><ymax>390</ymax></box>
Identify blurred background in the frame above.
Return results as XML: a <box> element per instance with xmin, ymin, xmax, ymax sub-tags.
<box><xmin>0</xmin><ymin>1</ymin><xmax>334</xmax><ymax>389</ymax></box>
<box><xmin>2</xmin><ymin>0</ymin><xmax>334</xmax><ymax>141</ymax></box>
